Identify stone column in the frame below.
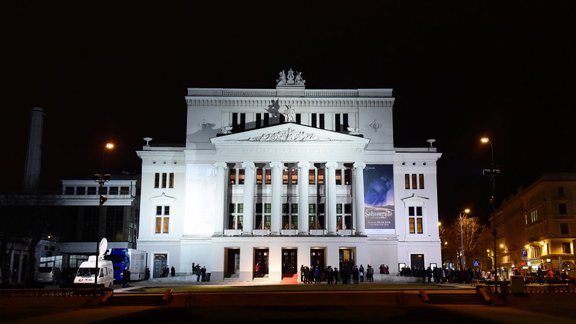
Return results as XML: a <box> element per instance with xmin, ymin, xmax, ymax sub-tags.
<box><xmin>298</xmin><ymin>161</ymin><xmax>310</xmax><ymax>235</ymax></box>
<box><xmin>325</xmin><ymin>162</ymin><xmax>338</xmax><ymax>235</ymax></box>
<box><xmin>353</xmin><ymin>162</ymin><xmax>366</xmax><ymax>235</ymax></box>
<box><xmin>270</xmin><ymin>162</ymin><xmax>284</xmax><ymax>235</ymax></box>
<box><xmin>213</xmin><ymin>162</ymin><xmax>228</xmax><ymax>235</ymax></box>
<box><xmin>241</xmin><ymin>162</ymin><xmax>255</xmax><ymax>234</ymax></box>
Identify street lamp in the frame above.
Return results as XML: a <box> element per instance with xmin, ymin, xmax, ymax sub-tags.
<box><xmin>481</xmin><ymin>136</ymin><xmax>500</xmax><ymax>291</ymax></box>
<box><xmin>458</xmin><ymin>208</ymin><xmax>470</xmax><ymax>271</ymax></box>
<box><xmin>93</xmin><ymin>142</ymin><xmax>114</xmax><ymax>294</ymax></box>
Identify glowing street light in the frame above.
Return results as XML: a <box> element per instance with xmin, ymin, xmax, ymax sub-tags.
<box><xmin>481</xmin><ymin>136</ymin><xmax>501</xmax><ymax>291</ymax></box>
<box><xmin>458</xmin><ymin>208</ymin><xmax>470</xmax><ymax>270</ymax></box>
<box><xmin>94</xmin><ymin>141</ymin><xmax>114</xmax><ymax>295</ymax></box>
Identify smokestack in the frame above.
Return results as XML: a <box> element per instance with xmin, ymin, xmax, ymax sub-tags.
<box><xmin>23</xmin><ymin>107</ymin><xmax>45</xmax><ymax>194</ymax></box>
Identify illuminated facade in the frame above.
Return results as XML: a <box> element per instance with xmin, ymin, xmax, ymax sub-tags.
<box><xmin>494</xmin><ymin>173</ymin><xmax>576</xmax><ymax>277</ymax></box>
<box><xmin>136</xmin><ymin>70</ymin><xmax>442</xmax><ymax>281</ymax></box>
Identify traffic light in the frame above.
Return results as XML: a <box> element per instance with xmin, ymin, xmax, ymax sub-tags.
<box><xmin>99</xmin><ymin>195</ymin><xmax>107</xmax><ymax>205</ymax></box>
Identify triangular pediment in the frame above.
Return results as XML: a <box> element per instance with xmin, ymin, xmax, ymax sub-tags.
<box><xmin>211</xmin><ymin>123</ymin><xmax>369</xmax><ymax>145</ymax></box>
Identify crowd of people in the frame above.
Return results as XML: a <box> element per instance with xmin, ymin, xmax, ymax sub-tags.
<box><xmin>299</xmin><ymin>264</ymin><xmax>376</xmax><ymax>284</ymax></box>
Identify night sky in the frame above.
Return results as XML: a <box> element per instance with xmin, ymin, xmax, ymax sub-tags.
<box><xmin>4</xmin><ymin>1</ymin><xmax>575</xmax><ymax>224</ymax></box>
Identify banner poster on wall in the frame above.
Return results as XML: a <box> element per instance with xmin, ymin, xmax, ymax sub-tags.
<box><xmin>363</xmin><ymin>164</ymin><xmax>395</xmax><ymax>234</ymax></box>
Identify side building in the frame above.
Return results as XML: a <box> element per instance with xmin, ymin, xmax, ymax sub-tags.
<box><xmin>136</xmin><ymin>70</ymin><xmax>442</xmax><ymax>281</ymax></box>
<box><xmin>0</xmin><ymin>175</ymin><xmax>139</xmax><ymax>286</ymax></box>
<box><xmin>494</xmin><ymin>173</ymin><xmax>576</xmax><ymax>278</ymax></box>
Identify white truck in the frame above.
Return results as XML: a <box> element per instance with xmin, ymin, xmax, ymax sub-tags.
<box><xmin>73</xmin><ymin>238</ymin><xmax>114</xmax><ymax>289</ymax></box>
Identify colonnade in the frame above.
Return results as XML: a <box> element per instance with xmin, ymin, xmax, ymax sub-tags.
<box><xmin>213</xmin><ymin>161</ymin><xmax>367</xmax><ymax>236</ymax></box>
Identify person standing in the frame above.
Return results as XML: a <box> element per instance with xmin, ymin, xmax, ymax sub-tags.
<box><xmin>171</xmin><ymin>266</ymin><xmax>176</xmax><ymax>277</ymax></box>
<box><xmin>122</xmin><ymin>268</ymin><xmax>131</xmax><ymax>288</ymax></box>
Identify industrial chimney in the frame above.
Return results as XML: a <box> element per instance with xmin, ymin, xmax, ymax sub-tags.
<box><xmin>22</xmin><ymin>107</ymin><xmax>45</xmax><ymax>194</ymax></box>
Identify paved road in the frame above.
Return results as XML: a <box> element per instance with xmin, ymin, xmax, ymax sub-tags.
<box><xmin>1</xmin><ymin>281</ymin><xmax>575</xmax><ymax>323</ymax></box>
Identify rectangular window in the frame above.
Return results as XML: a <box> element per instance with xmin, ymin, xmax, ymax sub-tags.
<box><xmin>282</xmin><ymin>203</ymin><xmax>298</xmax><ymax>229</ymax></box>
<box><xmin>296</xmin><ymin>113</ymin><xmax>301</xmax><ymax>124</ymax></box>
<box><xmin>558</xmin><ymin>203</ymin><xmax>567</xmax><ymax>215</ymax></box>
<box><xmin>256</xmin><ymin>168</ymin><xmax>263</xmax><ymax>185</ymax></box>
<box><xmin>290</xmin><ymin>167</ymin><xmax>298</xmax><ymax>185</ymax></box>
<box><xmin>562</xmin><ymin>242</ymin><xmax>571</xmax><ymax>254</ymax></box>
<box><xmin>405</xmin><ymin>174</ymin><xmax>410</xmax><ymax>189</ymax></box>
<box><xmin>229</xmin><ymin>169</ymin><xmax>236</xmax><ymax>184</ymax></box>
<box><xmin>154</xmin><ymin>172</ymin><xmax>174</xmax><ymax>189</ymax></box>
<box><xmin>317</xmin><ymin>168</ymin><xmax>325</xmax><ymax>185</ymax></box>
<box><xmin>311</xmin><ymin>113</ymin><xmax>317</xmax><ymax>128</ymax></box>
<box><xmin>109</xmin><ymin>186</ymin><xmax>119</xmax><ymax>195</ymax></box>
<box><xmin>560</xmin><ymin>223</ymin><xmax>569</xmax><ymax>235</ymax></box>
<box><xmin>232</xmin><ymin>113</ymin><xmax>246</xmax><ymax>131</ymax></box>
<box><xmin>65</xmin><ymin>186</ymin><xmax>74</xmax><ymax>195</ymax></box>
<box><xmin>228</xmin><ymin>203</ymin><xmax>244</xmax><ymax>230</ymax></box>
<box><xmin>411</xmin><ymin>174</ymin><xmax>417</xmax><ymax>190</ymax></box>
<box><xmin>282</xmin><ymin>169</ymin><xmax>289</xmax><ymax>185</ymax></box>
<box><xmin>120</xmin><ymin>186</ymin><xmax>130</xmax><ymax>195</ymax></box>
<box><xmin>419</xmin><ymin>174</ymin><xmax>425</xmax><ymax>189</ymax></box>
<box><xmin>255</xmin><ymin>203</ymin><xmax>271</xmax><ymax>229</ymax></box>
<box><xmin>335</xmin><ymin>169</ymin><xmax>342</xmax><ymax>185</ymax></box>
<box><xmin>309</xmin><ymin>169</ymin><xmax>315</xmax><ymax>185</ymax></box>
<box><xmin>334</xmin><ymin>113</ymin><xmax>348</xmax><ymax>132</ymax></box>
<box><xmin>155</xmin><ymin>206</ymin><xmax>170</xmax><ymax>234</ymax></box>
<box><xmin>408</xmin><ymin>206</ymin><xmax>424</xmax><ymax>234</ymax></box>
<box><xmin>344</xmin><ymin>169</ymin><xmax>351</xmax><ymax>185</ymax></box>
<box><xmin>238</xmin><ymin>169</ymin><xmax>245</xmax><ymax>185</ymax></box>
<box><xmin>76</xmin><ymin>187</ymin><xmax>86</xmax><ymax>195</ymax></box>
<box><xmin>265</xmin><ymin>168</ymin><xmax>271</xmax><ymax>185</ymax></box>
<box><xmin>256</xmin><ymin>113</ymin><xmax>262</xmax><ymax>128</ymax></box>
<box><xmin>87</xmin><ymin>187</ymin><xmax>97</xmax><ymax>195</ymax></box>
<box><xmin>558</xmin><ymin>187</ymin><xmax>565</xmax><ymax>197</ymax></box>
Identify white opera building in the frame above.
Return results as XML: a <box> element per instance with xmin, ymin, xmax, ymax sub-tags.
<box><xmin>137</xmin><ymin>69</ymin><xmax>442</xmax><ymax>282</ymax></box>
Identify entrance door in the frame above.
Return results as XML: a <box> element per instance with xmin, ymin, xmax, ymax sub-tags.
<box><xmin>310</xmin><ymin>248</ymin><xmax>325</xmax><ymax>270</ymax></box>
<box><xmin>153</xmin><ymin>254</ymin><xmax>167</xmax><ymax>278</ymax></box>
<box><xmin>254</xmin><ymin>248</ymin><xmax>269</xmax><ymax>278</ymax></box>
<box><xmin>224</xmin><ymin>248</ymin><xmax>240</xmax><ymax>278</ymax></box>
<box><xmin>282</xmin><ymin>249</ymin><xmax>297</xmax><ymax>278</ymax></box>
<box><xmin>411</xmin><ymin>254</ymin><xmax>425</xmax><ymax>269</ymax></box>
<box><xmin>339</xmin><ymin>248</ymin><xmax>355</xmax><ymax>271</ymax></box>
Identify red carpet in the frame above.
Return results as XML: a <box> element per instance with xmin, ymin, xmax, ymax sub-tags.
<box><xmin>281</xmin><ymin>274</ymin><xmax>298</xmax><ymax>284</ymax></box>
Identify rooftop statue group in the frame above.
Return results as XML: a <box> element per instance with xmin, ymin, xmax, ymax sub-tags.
<box><xmin>277</xmin><ymin>68</ymin><xmax>305</xmax><ymax>86</ymax></box>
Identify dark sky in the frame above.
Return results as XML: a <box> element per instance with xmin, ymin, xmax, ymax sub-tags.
<box><xmin>4</xmin><ymin>1</ymin><xmax>576</xmax><ymax>224</ymax></box>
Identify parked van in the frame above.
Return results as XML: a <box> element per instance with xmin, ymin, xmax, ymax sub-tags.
<box><xmin>73</xmin><ymin>238</ymin><xmax>114</xmax><ymax>289</ymax></box>
<box><xmin>73</xmin><ymin>256</ymin><xmax>114</xmax><ymax>289</ymax></box>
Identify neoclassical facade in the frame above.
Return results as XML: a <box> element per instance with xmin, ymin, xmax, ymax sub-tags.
<box><xmin>137</xmin><ymin>70</ymin><xmax>442</xmax><ymax>281</ymax></box>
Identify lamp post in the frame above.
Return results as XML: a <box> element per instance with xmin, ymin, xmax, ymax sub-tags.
<box><xmin>94</xmin><ymin>142</ymin><xmax>114</xmax><ymax>295</ymax></box>
<box><xmin>481</xmin><ymin>137</ymin><xmax>500</xmax><ymax>291</ymax></box>
<box><xmin>458</xmin><ymin>208</ymin><xmax>470</xmax><ymax>271</ymax></box>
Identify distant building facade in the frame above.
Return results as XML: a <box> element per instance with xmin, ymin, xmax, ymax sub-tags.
<box><xmin>494</xmin><ymin>173</ymin><xmax>576</xmax><ymax>277</ymax></box>
<box><xmin>0</xmin><ymin>175</ymin><xmax>139</xmax><ymax>285</ymax></box>
<box><xmin>136</xmin><ymin>70</ymin><xmax>443</xmax><ymax>281</ymax></box>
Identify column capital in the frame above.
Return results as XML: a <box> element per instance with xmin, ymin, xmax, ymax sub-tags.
<box><xmin>213</xmin><ymin>161</ymin><xmax>228</xmax><ymax>169</ymax></box>
<box><xmin>353</xmin><ymin>162</ymin><xmax>366</xmax><ymax>170</ymax></box>
<box><xmin>325</xmin><ymin>161</ymin><xmax>338</xmax><ymax>169</ymax></box>
<box><xmin>270</xmin><ymin>161</ymin><xmax>284</xmax><ymax>169</ymax></box>
<box><xmin>241</xmin><ymin>161</ymin><xmax>255</xmax><ymax>170</ymax></box>
<box><xmin>297</xmin><ymin>161</ymin><xmax>310</xmax><ymax>170</ymax></box>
